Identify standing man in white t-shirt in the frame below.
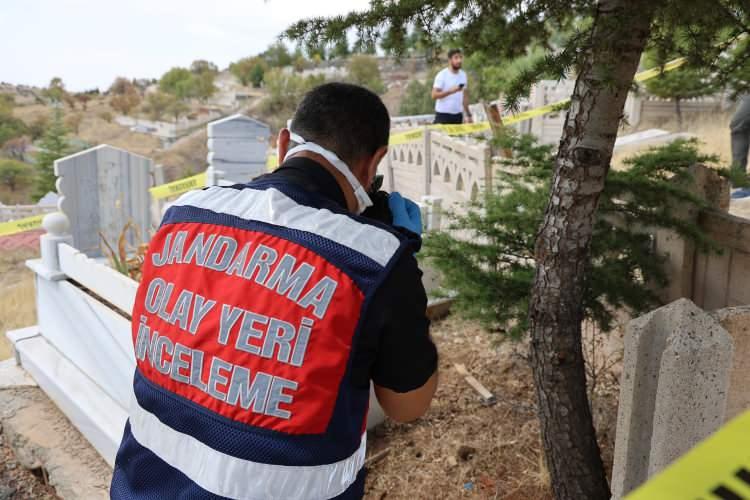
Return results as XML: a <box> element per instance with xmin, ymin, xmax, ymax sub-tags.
<box><xmin>431</xmin><ymin>49</ymin><xmax>471</xmax><ymax>124</ymax></box>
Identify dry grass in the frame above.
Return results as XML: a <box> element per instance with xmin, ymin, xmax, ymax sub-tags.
<box><xmin>76</xmin><ymin>102</ymin><xmax>162</xmax><ymax>157</ymax></box>
<box><xmin>153</xmin><ymin>129</ymin><xmax>208</xmax><ymax>181</ymax></box>
<box><xmin>14</xmin><ymin>98</ymin><xmax>163</xmax><ymax>158</ymax></box>
<box><xmin>0</xmin><ymin>249</ymin><xmax>38</xmax><ymax>360</ymax></box>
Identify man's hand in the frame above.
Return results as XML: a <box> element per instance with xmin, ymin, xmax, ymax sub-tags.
<box><xmin>431</xmin><ymin>86</ymin><xmax>463</xmax><ymax>100</ymax></box>
<box><xmin>464</xmin><ymin>114</ymin><xmax>473</xmax><ymax>124</ymax></box>
<box><xmin>388</xmin><ymin>192</ymin><xmax>422</xmax><ymax>235</ymax></box>
<box><xmin>374</xmin><ymin>371</ymin><xmax>438</xmax><ymax>423</ymax></box>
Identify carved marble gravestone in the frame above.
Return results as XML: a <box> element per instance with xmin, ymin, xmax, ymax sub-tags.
<box><xmin>55</xmin><ymin>144</ymin><xmax>153</xmax><ymax>257</ymax></box>
<box><xmin>207</xmin><ymin>114</ymin><xmax>270</xmax><ymax>184</ymax></box>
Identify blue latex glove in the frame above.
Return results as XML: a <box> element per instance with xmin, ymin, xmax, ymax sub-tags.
<box><xmin>388</xmin><ymin>192</ymin><xmax>422</xmax><ymax>235</ymax></box>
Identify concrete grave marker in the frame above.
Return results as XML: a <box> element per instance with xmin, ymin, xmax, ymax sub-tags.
<box><xmin>611</xmin><ymin>298</ymin><xmax>734</xmax><ymax>499</ymax></box>
<box><xmin>55</xmin><ymin>144</ymin><xmax>153</xmax><ymax>257</ymax></box>
<box><xmin>207</xmin><ymin>114</ymin><xmax>270</xmax><ymax>184</ymax></box>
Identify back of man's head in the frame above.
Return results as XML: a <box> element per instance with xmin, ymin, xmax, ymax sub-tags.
<box><xmin>290</xmin><ymin>82</ymin><xmax>390</xmax><ymax>167</ymax></box>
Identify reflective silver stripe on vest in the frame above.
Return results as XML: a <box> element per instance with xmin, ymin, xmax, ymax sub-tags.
<box><xmin>129</xmin><ymin>396</ymin><xmax>366</xmax><ymax>500</ymax></box>
<box><xmin>172</xmin><ymin>186</ymin><xmax>401</xmax><ymax>267</ymax></box>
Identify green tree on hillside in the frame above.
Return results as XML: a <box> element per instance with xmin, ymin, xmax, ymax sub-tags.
<box><xmin>190</xmin><ymin>60</ymin><xmax>218</xmax><ymax>75</ymax></box>
<box><xmin>159</xmin><ymin>67</ymin><xmax>195</xmax><ymax>100</ymax></box>
<box><xmin>0</xmin><ymin>159</ymin><xmax>34</xmax><ymax>192</ymax></box>
<box><xmin>249</xmin><ymin>63</ymin><xmax>266</xmax><ymax>88</ymax></box>
<box><xmin>43</xmin><ymin>77</ymin><xmax>67</xmax><ymax>104</ymax></box>
<box><xmin>142</xmin><ymin>91</ymin><xmax>177</xmax><ymax>121</ymax></box>
<box><xmin>160</xmin><ymin>66</ymin><xmax>216</xmax><ymax>101</ymax></box>
<box><xmin>189</xmin><ymin>61</ymin><xmax>219</xmax><ymax>101</ymax></box>
<box><xmin>263</xmin><ymin>42</ymin><xmax>293</xmax><ymax>68</ymax></box>
<box><xmin>34</xmin><ymin>109</ymin><xmax>70</xmax><ymax>200</ymax></box>
<box><xmin>346</xmin><ymin>55</ymin><xmax>385</xmax><ymax>94</ymax></box>
<box><xmin>230</xmin><ymin>57</ymin><xmax>268</xmax><ymax>87</ymax></box>
<box><xmin>193</xmin><ymin>72</ymin><xmax>217</xmax><ymax>102</ymax></box>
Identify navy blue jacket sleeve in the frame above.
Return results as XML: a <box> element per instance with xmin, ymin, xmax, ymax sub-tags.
<box><xmin>350</xmin><ymin>249</ymin><xmax>438</xmax><ymax>393</ymax></box>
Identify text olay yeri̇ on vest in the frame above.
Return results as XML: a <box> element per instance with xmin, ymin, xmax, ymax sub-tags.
<box><xmin>131</xmin><ymin>222</ymin><xmax>364</xmax><ymax>434</ymax></box>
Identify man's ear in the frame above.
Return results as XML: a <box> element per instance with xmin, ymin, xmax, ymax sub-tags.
<box><xmin>277</xmin><ymin>128</ymin><xmax>291</xmax><ymax>163</ymax></box>
<box><xmin>364</xmin><ymin>145</ymin><xmax>388</xmax><ymax>187</ymax></box>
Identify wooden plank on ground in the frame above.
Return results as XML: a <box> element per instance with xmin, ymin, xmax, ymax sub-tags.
<box><xmin>454</xmin><ymin>363</ymin><xmax>496</xmax><ymax>405</ymax></box>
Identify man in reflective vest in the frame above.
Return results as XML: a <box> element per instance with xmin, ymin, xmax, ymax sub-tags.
<box><xmin>110</xmin><ymin>82</ymin><xmax>439</xmax><ymax>499</ymax></box>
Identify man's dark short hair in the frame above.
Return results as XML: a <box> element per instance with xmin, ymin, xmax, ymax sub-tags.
<box><xmin>290</xmin><ymin>82</ymin><xmax>390</xmax><ymax>166</ymax></box>
<box><xmin>448</xmin><ymin>48</ymin><xmax>462</xmax><ymax>59</ymax></box>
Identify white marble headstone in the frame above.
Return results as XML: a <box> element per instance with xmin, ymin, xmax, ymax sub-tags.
<box><xmin>207</xmin><ymin>114</ymin><xmax>270</xmax><ymax>184</ymax></box>
<box><xmin>55</xmin><ymin>144</ymin><xmax>153</xmax><ymax>257</ymax></box>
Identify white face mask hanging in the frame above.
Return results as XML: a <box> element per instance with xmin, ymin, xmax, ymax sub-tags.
<box><xmin>284</xmin><ymin>130</ymin><xmax>373</xmax><ymax>214</ymax></box>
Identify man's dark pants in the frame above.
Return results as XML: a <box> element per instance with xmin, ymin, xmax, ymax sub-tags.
<box><xmin>731</xmin><ymin>96</ymin><xmax>750</xmax><ymax>174</ymax></box>
<box><xmin>434</xmin><ymin>112</ymin><xmax>463</xmax><ymax>125</ymax></box>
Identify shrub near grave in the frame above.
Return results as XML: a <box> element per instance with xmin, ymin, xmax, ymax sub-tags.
<box><xmin>423</xmin><ymin>134</ymin><xmax>730</xmax><ymax>337</ymax></box>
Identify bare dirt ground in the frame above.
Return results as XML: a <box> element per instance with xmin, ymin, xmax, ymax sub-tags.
<box><xmin>364</xmin><ymin>316</ymin><xmax>619</xmax><ymax>500</ymax></box>
<box><xmin>0</xmin><ymin>425</ymin><xmax>60</xmax><ymax>500</ymax></box>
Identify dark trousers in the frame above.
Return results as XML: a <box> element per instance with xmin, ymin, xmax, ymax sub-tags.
<box><xmin>731</xmin><ymin>96</ymin><xmax>750</xmax><ymax>173</ymax></box>
<box><xmin>434</xmin><ymin>112</ymin><xmax>463</xmax><ymax>125</ymax></box>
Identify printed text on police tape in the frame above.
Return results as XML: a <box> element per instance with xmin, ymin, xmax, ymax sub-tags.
<box><xmin>625</xmin><ymin>409</ymin><xmax>750</xmax><ymax>499</ymax></box>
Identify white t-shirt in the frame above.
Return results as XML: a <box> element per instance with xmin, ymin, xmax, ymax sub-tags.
<box><xmin>433</xmin><ymin>68</ymin><xmax>468</xmax><ymax>114</ymax></box>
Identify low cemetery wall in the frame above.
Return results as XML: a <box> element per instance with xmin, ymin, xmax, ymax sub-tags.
<box><xmin>0</xmin><ymin>203</ymin><xmax>56</xmax><ymax>223</ymax></box>
<box><xmin>380</xmin><ymin>129</ymin><xmax>491</xmax><ymax>210</ymax></box>
<box><xmin>653</xmin><ymin>164</ymin><xmax>750</xmax><ymax>310</ymax></box>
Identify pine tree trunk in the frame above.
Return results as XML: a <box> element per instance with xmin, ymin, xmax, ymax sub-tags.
<box><xmin>528</xmin><ymin>1</ymin><xmax>659</xmax><ymax>499</ymax></box>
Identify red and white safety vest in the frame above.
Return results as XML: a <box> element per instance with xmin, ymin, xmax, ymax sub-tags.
<box><xmin>110</xmin><ymin>178</ymin><xmax>412</xmax><ymax>499</ymax></box>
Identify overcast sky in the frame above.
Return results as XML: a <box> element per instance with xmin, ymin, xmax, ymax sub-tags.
<box><xmin>1</xmin><ymin>0</ymin><xmax>370</xmax><ymax>91</ymax></box>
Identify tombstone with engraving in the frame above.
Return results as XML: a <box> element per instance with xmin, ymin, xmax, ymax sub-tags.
<box><xmin>55</xmin><ymin>144</ymin><xmax>153</xmax><ymax>257</ymax></box>
<box><xmin>207</xmin><ymin>114</ymin><xmax>270</xmax><ymax>184</ymax></box>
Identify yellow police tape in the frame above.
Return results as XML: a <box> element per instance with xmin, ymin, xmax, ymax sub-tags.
<box><xmin>389</xmin><ymin>56</ymin><xmax>688</xmax><ymax>145</ymax></box>
<box><xmin>625</xmin><ymin>409</ymin><xmax>750</xmax><ymax>499</ymax></box>
<box><xmin>149</xmin><ymin>172</ymin><xmax>207</xmax><ymax>200</ymax></box>
<box><xmin>0</xmin><ymin>213</ymin><xmax>46</xmax><ymax>238</ymax></box>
